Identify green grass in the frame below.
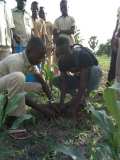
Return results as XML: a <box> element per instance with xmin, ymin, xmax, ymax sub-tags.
<box><xmin>97</xmin><ymin>55</ymin><xmax>110</xmax><ymax>71</ymax></box>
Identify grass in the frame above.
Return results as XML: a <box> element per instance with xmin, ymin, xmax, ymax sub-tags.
<box><xmin>0</xmin><ymin>55</ymin><xmax>110</xmax><ymax>160</ymax></box>
<box><xmin>97</xmin><ymin>55</ymin><xmax>110</xmax><ymax>71</ymax></box>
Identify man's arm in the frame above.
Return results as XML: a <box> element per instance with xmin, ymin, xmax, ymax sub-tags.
<box><xmin>12</xmin><ymin>28</ymin><xmax>21</xmax><ymax>44</ymax></box>
<box><xmin>34</xmin><ymin>72</ymin><xmax>52</xmax><ymax>100</ymax></box>
<box><xmin>59</xmin><ymin>72</ymin><xmax>67</xmax><ymax>106</ymax></box>
<box><xmin>70</xmin><ymin>68</ymin><xmax>89</xmax><ymax>107</ymax></box>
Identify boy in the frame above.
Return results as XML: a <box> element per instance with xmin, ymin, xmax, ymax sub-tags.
<box><xmin>53</xmin><ymin>36</ymin><xmax>102</xmax><ymax>114</ymax></box>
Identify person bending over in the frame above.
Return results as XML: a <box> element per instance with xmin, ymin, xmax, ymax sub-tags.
<box><xmin>0</xmin><ymin>37</ymin><xmax>52</xmax><ymax>118</ymax></box>
<box><xmin>53</xmin><ymin>35</ymin><xmax>102</xmax><ymax>113</ymax></box>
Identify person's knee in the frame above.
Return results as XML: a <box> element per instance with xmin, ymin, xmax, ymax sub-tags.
<box><xmin>12</xmin><ymin>72</ymin><xmax>25</xmax><ymax>86</ymax></box>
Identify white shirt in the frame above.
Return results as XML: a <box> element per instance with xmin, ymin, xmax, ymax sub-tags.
<box><xmin>12</xmin><ymin>8</ymin><xmax>33</xmax><ymax>47</ymax></box>
<box><xmin>0</xmin><ymin>52</ymin><xmax>39</xmax><ymax>78</ymax></box>
<box><xmin>54</xmin><ymin>15</ymin><xmax>75</xmax><ymax>45</ymax></box>
<box><xmin>0</xmin><ymin>1</ymin><xmax>14</xmax><ymax>47</ymax></box>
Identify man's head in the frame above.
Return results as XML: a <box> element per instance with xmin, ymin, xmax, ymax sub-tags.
<box><xmin>39</xmin><ymin>6</ymin><xmax>46</xmax><ymax>21</ymax></box>
<box><xmin>55</xmin><ymin>35</ymin><xmax>71</xmax><ymax>58</ymax></box>
<box><xmin>26</xmin><ymin>37</ymin><xmax>46</xmax><ymax>65</ymax></box>
<box><xmin>16</xmin><ymin>0</ymin><xmax>26</xmax><ymax>10</ymax></box>
<box><xmin>31</xmin><ymin>1</ymin><xmax>38</xmax><ymax>11</ymax></box>
<box><xmin>31</xmin><ymin>1</ymin><xmax>38</xmax><ymax>20</ymax></box>
<box><xmin>60</xmin><ymin>0</ymin><xmax>68</xmax><ymax>16</ymax></box>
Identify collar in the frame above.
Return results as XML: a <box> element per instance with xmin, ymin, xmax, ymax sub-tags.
<box><xmin>13</xmin><ymin>7</ymin><xmax>27</xmax><ymax>13</ymax></box>
<box><xmin>61</xmin><ymin>13</ymin><xmax>68</xmax><ymax>17</ymax></box>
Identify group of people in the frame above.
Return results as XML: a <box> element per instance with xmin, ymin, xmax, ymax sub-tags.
<box><xmin>0</xmin><ymin>0</ymin><xmax>105</xmax><ymax>131</ymax></box>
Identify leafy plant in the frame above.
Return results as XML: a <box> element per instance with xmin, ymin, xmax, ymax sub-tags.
<box><xmin>11</xmin><ymin>114</ymin><xmax>34</xmax><ymax>129</ymax></box>
<box><xmin>74</xmin><ymin>29</ymin><xmax>84</xmax><ymax>44</ymax></box>
<box><xmin>89</xmin><ymin>84</ymin><xmax>120</xmax><ymax>160</ymax></box>
<box><xmin>0</xmin><ymin>92</ymin><xmax>33</xmax><ymax>129</ymax></box>
<box><xmin>43</xmin><ymin>63</ymin><xmax>58</xmax><ymax>90</ymax></box>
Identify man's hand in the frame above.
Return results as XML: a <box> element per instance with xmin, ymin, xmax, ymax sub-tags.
<box><xmin>59</xmin><ymin>72</ymin><xmax>67</xmax><ymax>110</ymax></box>
<box><xmin>14</xmin><ymin>35</ymin><xmax>21</xmax><ymax>44</ymax></box>
<box><xmin>60</xmin><ymin>26</ymin><xmax>75</xmax><ymax>35</ymax></box>
<box><xmin>69</xmin><ymin>68</ymin><xmax>88</xmax><ymax>113</ymax></box>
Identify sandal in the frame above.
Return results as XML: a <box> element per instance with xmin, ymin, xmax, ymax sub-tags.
<box><xmin>8</xmin><ymin>129</ymin><xmax>32</xmax><ymax>140</ymax></box>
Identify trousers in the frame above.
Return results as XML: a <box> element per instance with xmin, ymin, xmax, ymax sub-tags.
<box><xmin>0</xmin><ymin>72</ymin><xmax>42</xmax><ymax>117</ymax></box>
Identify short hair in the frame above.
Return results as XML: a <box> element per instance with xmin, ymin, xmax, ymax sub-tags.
<box><xmin>56</xmin><ymin>35</ymin><xmax>70</xmax><ymax>47</ymax></box>
<box><xmin>31</xmin><ymin>1</ymin><xmax>38</xmax><ymax>5</ymax></box>
<box><xmin>60</xmin><ymin>0</ymin><xmax>67</xmax><ymax>6</ymax></box>
<box><xmin>31</xmin><ymin>1</ymin><xmax>38</xmax><ymax>10</ymax></box>
<box><xmin>27</xmin><ymin>37</ymin><xmax>46</xmax><ymax>54</ymax></box>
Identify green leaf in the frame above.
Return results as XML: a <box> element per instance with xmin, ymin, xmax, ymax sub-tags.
<box><xmin>11</xmin><ymin>114</ymin><xmax>33</xmax><ymax>129</ymax></box>
<box><xmin>89</xmin><ymin>106</ymin><xmax>113</xmax><ymax>138</ymax></box>
<box><xmin>94</xmin><ymin>144</ymin><xmax>113</xmax><ymax>160</ymax></box>
<box><xmin>0</xmin><ymin>95</ymin><xmax>5</xmax><ymax>119</ymax></box>
<box><xmin>43</xmin><ymin>64</ymin><xmax>54</xmax><ymax>82</ymax></box>
<box><xmin>104</xmin><ymin>88</ymin><xmax>120</xmax><ymax>125</ymax></box>
<box><xmin>55</xmin><ymin>144</ymin><xmax>86</xmax><ymax>160</ymax></box>
<box><xmin>0</xmin><ymin>147</ymin><xmax>15</xmax><ymax>158</ymax></box>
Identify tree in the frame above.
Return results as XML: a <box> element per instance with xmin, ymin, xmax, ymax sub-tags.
<box><xmin>96</xmin><ymin>39</ymin><xmax>111</xmax><ymax>56</ymax></box>
<box><xmin>88</xmin><ymin>36</ymin><xmax>98</xmax><ymax>53</ymax></box>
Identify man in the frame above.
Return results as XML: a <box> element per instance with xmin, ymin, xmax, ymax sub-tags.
<box><xmin>53</xmin><ymin>0</ymin><xmax>75</xmax><ymax>46</ymax></box>
<box><xmin>31</xmin><ymin>2</ymin><xmax>47</xmax><ymax>42</ymax></box>
<box><xmin>0</xmin><ymin>0</ymin><xmax>15</xmax><ymax>60</ymax></box>
<box><xmin>31</xmin><ymin>1</ymin><xmax>38</xmax><ymax>21</ymax></box>
<box><xmin>0</xmin><ymin>37</ymin><xmax>52</xmax><ymax>117</ymax></box>
<box><xmin>107</xmin><ymin>8</ymin><xmax>120</xmax><ymax>85</ymax></box>
<box><xmin>53</xmin><ymin>36</ymin><xmax>102</xmax><ymax>114</ymax></box>
<box><xmin>12</xmin><ymin>0</ymin><xmax>33</xmax><ymax>53</ymax></box>
<box><xmin>39</xmin><ymin>6</ymin><xmax>54</xmax><ymax>66</ymax></box>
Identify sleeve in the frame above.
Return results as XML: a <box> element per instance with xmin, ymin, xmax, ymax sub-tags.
<box><xmin>28</xmin><ymin>65</ymin><xmax>40</xmax><ymax>74</ymax></box>
<box><xmin>29</xmin><ymin>15</ymin><xmax>34</xmax><ymax>30</ymax></box>
<box><xmin>54</xmin><ymin>19</ymin><xmax>59</xmax><ymax>30</ymax></box>
<box><xmin>70</xmin><ymin>16</ymin><xmax>75</xmax><ymax>27</ymax></box>
<box><xmin>6</xmin><ymin>8</ymin><xmax>15</xmax><ymax>29</ymax></box>
<box><xmin>58</xmin><ymin>54</ymin><xmax>75</xmax><ymax>72</ymax></box>
<box><xmin>0</xmin><ymin>61</ymin><xmax>5</xmax><ymax>76</ymax></box>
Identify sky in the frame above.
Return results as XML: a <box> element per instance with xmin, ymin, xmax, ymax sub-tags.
<box><xmin>7</xmin><ymin>0</ymin><xmax>120</xmax><ymax>46</ymax></box>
